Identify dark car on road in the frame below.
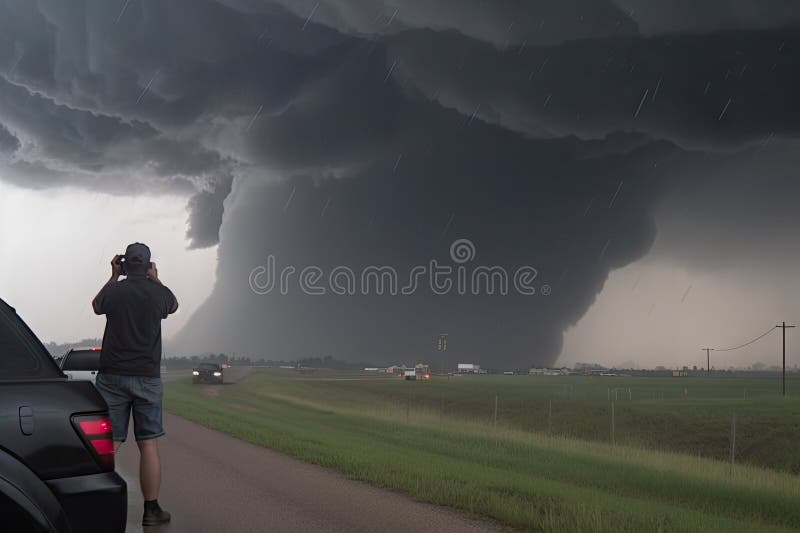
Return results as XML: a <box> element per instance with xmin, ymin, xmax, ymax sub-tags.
<box><xmin>192</xmin><ymin>363</ymin><xmax>224</xmax><ymax>384</ymax></box>
<box><xmin>0</xmin><ymin>298</ymin><xmax>127</xmax><ymax>533</ymax></box>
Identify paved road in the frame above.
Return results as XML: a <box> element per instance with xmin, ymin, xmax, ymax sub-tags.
<box><xmin>116</xmin><ymin>413</ymin><xmax>501</xmax><ymax>533</ymax></box>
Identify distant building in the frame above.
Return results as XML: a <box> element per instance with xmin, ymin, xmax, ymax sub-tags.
<box><xmin>457</xmin><ymin>363</ymin><xmax>481</xmax><ymax>373</ymax></box>
<box><xmin>385</xmin><ymin>364</ymin><xmax>429</xmax><ymax>375</ymax></box>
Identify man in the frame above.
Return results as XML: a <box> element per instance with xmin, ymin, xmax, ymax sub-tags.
<box><xmin>92</xmin><ymin>243</ymin><xmax>178</xmax><ymax>527</ymax></box>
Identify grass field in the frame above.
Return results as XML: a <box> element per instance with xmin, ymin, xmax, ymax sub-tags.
<box><xmin>164</xmin><ymin>370</ymin><xmax>800</xmax><ymax>532</ymax></box>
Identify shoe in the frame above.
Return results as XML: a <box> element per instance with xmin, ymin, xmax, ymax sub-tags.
<box><xmin>142</xmin><ymin>503</ymin><xmax>172</xmax><ymax>526</ymax></box>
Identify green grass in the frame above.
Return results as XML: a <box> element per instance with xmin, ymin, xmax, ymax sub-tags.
<box><xmin>164</xmin><ymin>371</ymin><xmax>800</xmax><ymax>532</ymax></box>
<box><xmin>239</xmin><ymin>371</ymin><xmax>800</xmax><ymax>472</ymax></box>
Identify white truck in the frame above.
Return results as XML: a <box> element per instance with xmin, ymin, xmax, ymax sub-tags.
<box><xmin>59</xmin><ymin>347</ymin><xmax>102</xmax><ymax>384</ymax></box>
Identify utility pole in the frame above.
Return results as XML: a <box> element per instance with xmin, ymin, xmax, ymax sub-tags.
<box><xmin>702</xmin><ymin>348</ymin><xmax>713</xmax><ymax>374</ymax></box>
<box><xmin>777</xmin><ymin>322</ymin><xmax>796</xmax><ymax>397</ymax></box>
<box><xmin>436</xmin><ymin>333</ymin><xmax>448</xmax><ymax>377</ymax></box>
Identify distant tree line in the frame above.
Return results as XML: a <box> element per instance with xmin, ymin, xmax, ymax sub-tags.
<box><xmin>44</xmin><ymin>338</ymin><xmax>103</xmax><ymax>356</ymax></box>
<box><xmin>162</xmin><ymin>353</ymin><xmax>370</xmax><ymax>370</ymax></box>
<box><xmin>296</xmin><ymin>355</ymin><xmax>369</xmax><ymax>369</ymax></box>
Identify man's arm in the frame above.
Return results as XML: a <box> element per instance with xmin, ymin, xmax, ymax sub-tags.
<box><xmin>92</xmin><ymin>255</ymin><xmax>123</xmax><ymax>315</ymax></box>
<box><xmin>147</xmin><ymin>262</ymin><xmax>179</xmax><ymax>314</ymax></box>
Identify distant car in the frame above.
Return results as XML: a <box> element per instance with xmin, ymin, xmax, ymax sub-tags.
<box><xmin>192</xmin><ymin>363</ymin><xmax>224</xmax><ymax>384</ymax></box>
<box><xmin>402</xmin><ymin>369</ymin><xmax>430</xmax><ymax>381</ymax></box>
<box><xmin>59</xmin><ymin>347</ymin><xmax>102</xmax><ymax>384</ymax></box>
<box><xmin>0</xmin><ymin>298</ymin><xmax>127</xmax><ymax>532</ymax></box>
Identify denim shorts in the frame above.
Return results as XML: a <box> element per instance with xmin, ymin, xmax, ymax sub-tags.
<box><xmin>95</xmin><ymin>373</ymin><xmax>165</xmax><ymax>442</ymax></box>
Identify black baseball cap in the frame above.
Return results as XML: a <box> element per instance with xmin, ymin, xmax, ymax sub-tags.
<box><xmin>124</xmin><ymin>242</ymin><xmax>151</xmax><ymax>265</ymax></box>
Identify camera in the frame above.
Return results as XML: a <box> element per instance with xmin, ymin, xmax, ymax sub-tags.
<box><xmin>114</xmin><ymin>255</ymin><xmax>128</xmax><ymax>276</ymax></box>
<box><xmin>115</xmin><ymin>255</ymin><xmax>154</xmax><ymax>276</ymax></box>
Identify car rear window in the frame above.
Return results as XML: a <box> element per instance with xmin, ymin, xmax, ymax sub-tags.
<box><xmin>0</xmin><ymin>299</ymin><xmax>61</xmax><ymax>380</ymax></box>
<box><xmin>61</xmin><ymin>350</ymin><xmax>102</xmax><ymax>371</ymax></box>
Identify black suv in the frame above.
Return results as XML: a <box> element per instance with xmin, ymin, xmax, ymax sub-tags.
<box><xmin>192</xmin><ymin>363</ymin><xmax>224</xmax><ymax>384</ymax></box>
<box><xmin>0</xmin><ymin>298</ymin><xmax>127</xmax><ymax>532</ymax></box>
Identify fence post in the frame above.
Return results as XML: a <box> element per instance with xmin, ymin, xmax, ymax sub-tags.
<box><xmin>730</xmin><ymin>413</ymin><xmax>737</xmax><ymax>475</ymax></box>
<box><xmin>611</xmin><ymin>401</ymin><xmax>616</xmax><ymax>446</ymax></box>
<box><xmin>493</xmin><ymin>395</ymin><xmax>498</xmax><ymax>428</ymax></box>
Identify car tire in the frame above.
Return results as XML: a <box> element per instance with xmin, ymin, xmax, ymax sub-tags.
<box><xmin>0</xmin><ymin>495</ymin><xmax>39</xmax><ymax>533</ymax></box>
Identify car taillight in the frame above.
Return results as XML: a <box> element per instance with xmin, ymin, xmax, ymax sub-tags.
<box><xmin>78</xmin><ymin>418</ymin><xmax>112</xmax><ymax>435</ymax></box>
<box><xmin>72</xmin><ymin>414</ymin><xmax>115</xmax><ymax>472</ymax></box>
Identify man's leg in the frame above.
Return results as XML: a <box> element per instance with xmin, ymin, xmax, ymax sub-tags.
<box><xmin>94</xmin><ymin>374</ymin><xmax>132</xmax><ymax>446</ymax></box>
<box><xmin>132</xmin><ymin>377</ymin><xmax>170</xmax><ymax>526</ymax></box>
<box><xmin>137</xmin><ymin>438</ymin><xmax>161</xmax><ymax>501</ymax></box>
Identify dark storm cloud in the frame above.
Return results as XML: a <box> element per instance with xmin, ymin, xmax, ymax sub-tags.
<box><xmin>0</xmin><ymin>75</ymin><xmax>221</xmax><ymax>195</ymax></box>
<box><xmin>1</xmin><ymin>0</ymin><xmax>799</xmax><ymax>366</ymax></box>
<box><xmin>0</xmin><ymin>0</ymin><xmax>357</xmax><ymax>224</ymax></box>
<box><xmin>650</xmin><ymin>138</ymin><xmax>800</xmax><ymax>271</ymax></box>
<box><xmin>0</xmin><ymin>75</ymin><xmax>155</xmax><ymax>170</ymax></box>
<box><xmin>242</xmin><ymin>41</ymin><xmax>409</xmax><ymax>171</ymax></box>
<box><xmin>385</xmin><ymin>27</ymin><xmax>800</xmax><ymax>147</ymax></box>
<box><xmin>165</xmin><ymin>16</ymin><xmax>683</xmax><ymax>365</ymax></box>
<box><xmin>219</xmin><ymin>0</ymin><xmax>639</xmax><ymax>46</ymax></box>
<box><xmin>0</xmin><ymin>122</ymin><xmax>19</xmax><ymax>154</ymax></box>
<box><xmin>613</xmin><ymin>0</ymin><xmax>800</xmax><ymax>35</ymax></box>
<box><xmin>173</xmin><ymin>121</ymin><xmax>679</xmax><ymax>364</ymax></box>
<box><xmin>0</xmin><ymin>0</ymin><xmax>346</xmax><ymax>129</ymax></box>
<box><xmin>186</xmin><ymin>174</ymin><xmax>234</xmax><ymax>249</ymax></box>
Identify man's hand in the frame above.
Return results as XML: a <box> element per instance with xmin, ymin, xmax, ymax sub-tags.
<box><xmin>94</xmin><ymin>255</ymin><xmax>122</xmax><ymax>315</ymax></box>
<box><xmin>110</xmin><ymin>254</ymin><xmax>123</xmax><ymax>280</ymax></box>
<box><xmin>147</xmin><ymin>262</ymin><xmax>160</xmax><ymax>284</ymax></box>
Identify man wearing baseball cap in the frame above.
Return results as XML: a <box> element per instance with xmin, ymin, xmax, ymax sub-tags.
<box><xmin>92</xmin><ymin>242</ymin><xmax>178</xmax><ymax>526</ymax></box>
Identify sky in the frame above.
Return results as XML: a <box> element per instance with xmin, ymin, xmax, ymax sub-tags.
<box><xmin>1</xmin><ymin>1</ymin><xmax>799</xmax><ymax>368</ymax></box>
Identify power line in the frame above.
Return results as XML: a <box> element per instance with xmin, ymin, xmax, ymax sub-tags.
<box><xmin>704</xmin><ymin>322</ymin><xmax>795</xmax><ymax>396</ymax></box>
<box><xmin>713</xmin><ymin>326</ymin><xmax>777</xmax><ymax>352</ymax></box>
